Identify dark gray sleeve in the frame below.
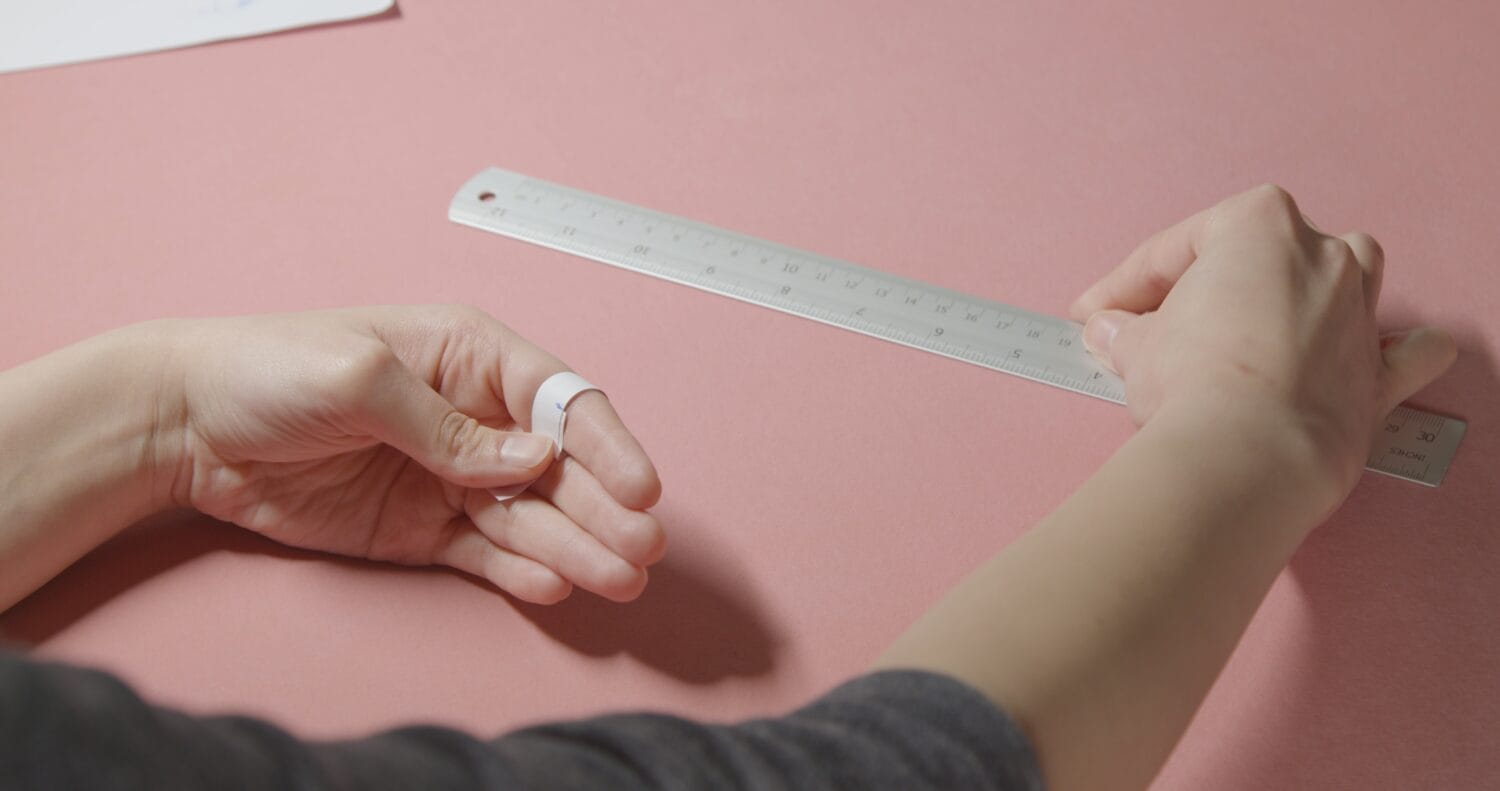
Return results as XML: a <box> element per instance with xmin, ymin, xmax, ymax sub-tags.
<box><xmin>0</xmin><ymin>651</ymin><xmax>1042</xmax><ymax>791</ymax></box>
<box><xmin>483</xmin><ymin>669</ymin><xmax>1042</xmax><ymax>791</ymax></box>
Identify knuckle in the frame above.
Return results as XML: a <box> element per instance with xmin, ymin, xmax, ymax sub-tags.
<box><xmin>1246</xmin><ymin>182</ymin><xmax>1298</xmax><ymax>211</ymax></box>
<box><xmin>1218</xmin><ymin>184</ymin><xmax>1303</xmax><ymax>238</ymax></box>
<box><xmin>435</xmin><ymin>303</ymin><xmax>491</xmax><ymax>336</ymax></box>
<box><xmin>435</xmin><ymin>408</ymin><xmax>483</xmax><ymax>463</ymax></box>
<box><xmin>1321</xmin><ymin>235</ymin><xmax>1358</xmax><ymax>267</ymax></box>
<box><xmin>447</xmin><ymin>303</ymin><xmax>492</xmax><ymax>326</ymax></box>
<box><xmin>1345</xmin><ymin>231</ymin><xmax>1384</xmax><ymax>264</ymax></box>
<box><xmin>322</xmin><ymin>343</ymin><xmax>399</xmax><ymax>399</ymax></box>
<box><xmin>1320</xmin><ymin>238</ymin><xmax>1364</xmax><ymax>284</ymax></box>
<box><xmin>438</xmin><ymin>304</ymin><xmax>516</xmax><ymax>358</ymax></box>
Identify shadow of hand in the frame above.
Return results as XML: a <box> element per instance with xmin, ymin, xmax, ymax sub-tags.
<box><xmin>2</xmin><ymin>509</ymin><xmax>783</xmax><ymax>690</ymax></box>
<box><xmin>509</xmin><ymin>545</ymin><xmax>781</xmax><ymax>684</ymax></box>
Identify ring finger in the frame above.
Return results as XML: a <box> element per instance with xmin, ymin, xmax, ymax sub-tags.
<box><xmin>528</xmin><ymin>456</ymin><xmax>666</xmax><ymax>568</ymax></box>
<box><xmin>465</xmin><ymin>488</ymin><xmax>648</xmax><ymax>602</ymax></box>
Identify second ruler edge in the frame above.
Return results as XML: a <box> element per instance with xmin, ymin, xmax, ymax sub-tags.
<box><xmin>448</xmin><ymin>167</ymin><xmax>1466</xmax><ymax>487</ymax></box>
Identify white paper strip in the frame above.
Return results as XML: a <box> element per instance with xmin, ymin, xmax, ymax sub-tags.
<box><xmin>0</xmin><ymin>0</ymin><xmax>394</xmax><ymax>74</ymax></box>
<box><xmin>490</xmin><ymin>372</ymin><xmax>604</xmax><ymax>502</ymax></box>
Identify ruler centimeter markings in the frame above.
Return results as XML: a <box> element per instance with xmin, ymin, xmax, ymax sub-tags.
<box><xmin>449</xmin><ymin>167</ymin><xmax>1467</xmax><ymax>487</ymax></box>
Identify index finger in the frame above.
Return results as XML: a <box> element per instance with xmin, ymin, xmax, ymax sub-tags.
<box><xmin>554</xmin><ymin>390</ymin><xmax>662</xmax><ymax>510</ymax></box>
<box><xmin>374</xmin><ymin>305</ymin><xmax>662</xmax><ymax>510</ymax></box>
<box><xmin>493</xmin><ymin>328</ymin><xmax>662</xmax><ymax>512</ymax></box>
<box><xmin>1069</xmin><ymin>204</ymin><xmax>1216</xmax><ymax>322</ymax></box>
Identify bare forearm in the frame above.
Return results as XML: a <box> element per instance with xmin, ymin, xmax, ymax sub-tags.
<box><xmin>874</xmin><ymin>407</ymin><xmax>1336</xmax><ymax>791</ymax></box>
<box><xmin>0</xmin><ymin>325</ymin><xmax>179</xmax><ymax>610</ymax></box>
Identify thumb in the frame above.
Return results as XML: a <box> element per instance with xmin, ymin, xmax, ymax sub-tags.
<box><xmin>1082</xmin><ymin>309</ymin><xmax>1142</xmax><ymax>376</ymax></box>
<box><xmin>1379</xmin><ymin>327</ymin><xmax>1458</xmax><ymax>415</ymax></box>
<box><xmin>358</xmin><ymin>354</ymin><xmax>555</xmax><ymax>488</ymax></box>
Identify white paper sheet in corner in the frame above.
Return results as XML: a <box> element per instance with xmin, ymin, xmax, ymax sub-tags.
<box><xmin>0</xmin><ymin>0</ymin><xmax>395</xmax><ymax>74</ymax></box>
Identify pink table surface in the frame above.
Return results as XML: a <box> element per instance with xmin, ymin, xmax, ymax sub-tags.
<box><xmin>2</xmin><ymin>2</ymin><xmax>1497</xmax><ymax>788</ymax></box>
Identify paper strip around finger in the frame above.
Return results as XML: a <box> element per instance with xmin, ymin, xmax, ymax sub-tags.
<box><xmin>490</xmin><ymin>372</ymin><xmax>605</xmax><ymax>502</ymax></box>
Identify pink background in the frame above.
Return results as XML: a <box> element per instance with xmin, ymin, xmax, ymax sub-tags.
<box><xmin>2</xmin><ymin>2</ymin><xmax>1497</xmax><ymax>788</ymax></box>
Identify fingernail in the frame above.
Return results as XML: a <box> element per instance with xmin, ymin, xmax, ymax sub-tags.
<box><xmin>1379</xmin><ymin>330</ymin><xmax>1410</xmax><ymax>350</ymax></box>
<box><xmin>500</xmin><ymin>434</ymin><xmax>552</xmax><ymax>467</ymax></box>
<box><xmin>1383</xmin><ymin>327</ymin><xmax>1457</xmax><ymax>362</ymax></box>
<box><xmin>1083</xmin><ymin>312</ymin><xmax>1124</xmax><ymax>358</ymax></box>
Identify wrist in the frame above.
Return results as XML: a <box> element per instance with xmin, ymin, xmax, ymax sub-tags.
<box><xmin>107</xmin><ymin>320</ymin><xmax>192</xmax><ymax>514</ymax></box>
<box><xmin>0</xmin><ymin>322</ymin><xmax>188</xmax><ymax>608</ymax></box>
<box><xmin>1142</xmin><ymin>401</ymin><xmax>1351</xmax><ymax>529</ymax></box>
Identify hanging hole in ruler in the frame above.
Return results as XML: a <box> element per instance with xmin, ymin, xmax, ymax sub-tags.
<box><xmin>478</xmin><ymin>191</ymin><xmax>496</xmax><ymax>202</ymax></box>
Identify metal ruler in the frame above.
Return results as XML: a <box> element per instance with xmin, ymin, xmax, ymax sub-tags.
<box><xmin>449</xmin><ymin>167</ymin><xmax>1467</xmax><ymax>487</ymax></box>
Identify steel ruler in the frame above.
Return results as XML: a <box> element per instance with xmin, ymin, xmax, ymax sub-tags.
<box><xmin>449</xmin><ymin>167</ymin><xmax>1466</xmax><ymax>487</ymax></box>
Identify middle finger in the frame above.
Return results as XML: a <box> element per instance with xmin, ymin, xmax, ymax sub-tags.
<box><xmin>529</xmin><ymin>456</ymin><xmax>666</xmax><ymax>568</ymax></box>
<box><xmin>465</xmin><ymin>489</ymin><xmax>648</xmax><ymax>602</ymax></box>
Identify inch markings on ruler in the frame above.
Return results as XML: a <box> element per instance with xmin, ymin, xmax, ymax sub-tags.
<box><xmin>449</xmin><ymin>167</ymin><xmax>1467</xmax><ymax>487</ymax></box>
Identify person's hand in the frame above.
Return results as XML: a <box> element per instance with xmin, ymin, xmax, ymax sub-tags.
<box><xmin>149</xmin><ymin>305</ymin><xmax>663</xmax><ymax>604</ymax></box>
<box><xmin>1070</xmin><ymin>184</ymin><xmax>1456</xmax><ymax>505</ymax></box>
